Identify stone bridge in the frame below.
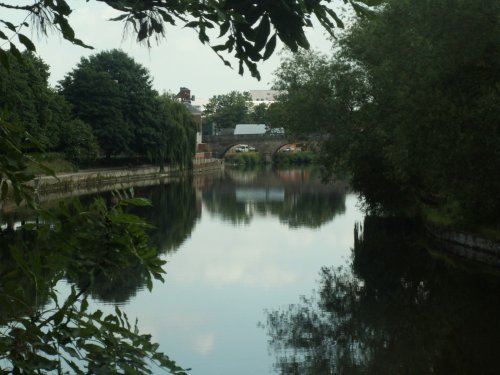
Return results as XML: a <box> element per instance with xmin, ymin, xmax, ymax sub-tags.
<box><xmin>203</xmin><ymin>134</ymin><xmax>305</xmax><ymax>161</ymax></box>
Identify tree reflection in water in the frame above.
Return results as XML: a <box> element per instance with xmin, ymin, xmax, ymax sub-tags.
<box><xmin>70</xmin><ymin>177</ymin><xmax>200</xmax><ymax>304</ymax></box>
<box><xmin>203</xmin><ymin>167</ymin><xmax>347</xmax><ymax>228</ymax></box>
<box><xmin>264</xmin><ymin>216</ymin><xmax>500</xmax><ymax>374</ymax></box>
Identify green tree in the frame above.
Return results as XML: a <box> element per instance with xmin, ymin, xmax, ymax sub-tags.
<box><xmin>204</xmin><ymin>91</ymin><xmax>252</xmax><ymax>131</ymax></box>
<box><xmin>249</xmin><ymin>102</ymin><xmax>269</xmax><ymax>124</ymax></box>
<box><xmin>272</xmin><ymin>0</ymin><xmax>500</xmax><ymax>224</ymax></box>
<box><xmin>0</xmin><ymin>51</ymin><xmax>62</xmax><ymax>149</ymax></box>
<box><xmin>136</xmin><ymin>94</ymin><xmax>197</xmax><ymax>170</ymax></box>
<box><xmin>59</xmin><ymin>119</ymin><xmax>99</xmax><ymax>165</ymax></box>
<box><xmin>59</xmin><ymin>49</ymin><xmax>158</xmax><ymax>158</ymax></box>
<box><xmin>341</xmin><ymin>0</ymin><xmax>500</xmax><ymax>222</ymax></box>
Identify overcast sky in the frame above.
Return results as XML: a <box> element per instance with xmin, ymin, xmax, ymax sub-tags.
<box><xmin>6</xmin><ymin>1</ymin><xmax>352</xmax><ymax>100</ymax></box>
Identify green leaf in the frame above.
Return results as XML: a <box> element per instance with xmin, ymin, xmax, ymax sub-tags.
<box><xmin>212</xmin><ymin>44</ymin><xmax>227</xmax><ymax>52</ymax></box>
<box><xmin>327</xmin><ymin>9</ymin><xmax>345</xmax><ymax>28</ymax></box>
<box><xmin>1</xmin><ymin>20</ymin><xmax>16</xmax><ymax>32</ymax></box>
<box><xmin>18</xmin><ymin>34</ymin><xmax>36</xmax><ymax>51</ymax></box>
<box><xmin>184</xmin><ymin>21</ymin><xmax>199</xmax><ymax>28</ymax></box>
<box><xmin>109</xmin><ymin>14</ymin><xmax>129</xmax><ymax>22</ymax></box>
<box><xmin>54</xmin><ymin>14</ymin><xmax>75</xmax><ymax>40</ymax></box>
<box><xmin>219</xmin><ymin>21</ymin><xmax>230</xmax><ymax>37</ymax></box>
<box><xmin>80</xmin><ymin>297</ymin><xmax>89</xmax><ymax>313</ymax></box>
<box><xmin>263</xmin><ymin>34</ymin><xmax>277</xmax><ymax>60</ymax></box>
<box><xmin>255</xmin><ymin>15</ymin><xmax>270</xmax><ymax>51</ymax></box>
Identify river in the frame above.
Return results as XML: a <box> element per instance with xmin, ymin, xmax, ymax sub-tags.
<box><xmin>3</xmin><ymin>166</ymin><xmax>500</xmax><ymax>374</ymax></box>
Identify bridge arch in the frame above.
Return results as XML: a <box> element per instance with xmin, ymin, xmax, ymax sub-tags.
<box><xmin>203</xmin><ymin>135</ymin><xmax>314</xmax><ymax>160</ymax></box>
<box><xmin>220</xmin><ymin>143</ymin><xmax>261</xmax><ymax>158</ymax></box>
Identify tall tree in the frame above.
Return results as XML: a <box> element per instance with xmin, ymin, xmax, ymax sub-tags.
<box><xmin>204</xmin><ymin>91</ymin><xmax>252</xmax><ymax>130</ymax></box>
<box><xmin>272</xmin><ymin>0</ymin><xmax>500</xmax><ymax>224</ymax></box>
<box><xmin>136</xmin><ymin>94</ymin><xmax>197</xmax><ymax>169</ymax></box>
<box><xmin>0</xmin><ymin>51</ymin><xmax>62</xmax><ymax>149</ymax></box>
<box><xmin>59</xmin><ymin>49</ymin><xmax>158</xmax><ymax>158</ymax></box>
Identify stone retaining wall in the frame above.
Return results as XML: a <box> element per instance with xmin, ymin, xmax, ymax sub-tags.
<box><xmin>30</xmin><ymin>159</ymin><xmax>223</xmax><ymax>196</ymax></box>
<box><xmin>427</xmin><ymin>225</ymin><xmax>500</xmax><ymax>266</ymax></box>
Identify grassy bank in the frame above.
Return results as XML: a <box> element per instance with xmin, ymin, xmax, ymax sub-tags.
<box><xmin>225</xmin><ymin>152</ymin><xmax>264</xmax><ymax>166</ymax></box>
<box><xmin>27</xmin><ymin>153</ymin><xmax>77</xmax><ymax>175</ymax></box>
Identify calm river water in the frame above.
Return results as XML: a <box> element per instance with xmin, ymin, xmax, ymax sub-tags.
<box><xmin>20</xmin><ymin>167</ymin><xmax>500</xmax><ymax>374</ymax></box>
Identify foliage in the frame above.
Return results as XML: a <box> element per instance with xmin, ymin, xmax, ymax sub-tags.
<box><xmin>0</xmin><ymin>51</ymin><xmax>63</xmax><ymax>149</ymax></box>
<box><xmin>225</xmin><ymin>152</ymin><xmax>264</xmax><ymax>167</ymax></box>
<box><xmin>249</xmin><ymin>103</ymin><xmax>270</xmax><ymax>124</ymax></box>
<box><xmin>204</xmin><ymin>91</ymin><xmax>253</xmax><ymax>131</ymax></box>
<box><xmin>0</xmin><ymin>0</ymin><xmax>383</xmax><ymax>78</ymax></box>
<box><xmin>59</xmin><ymin>119</ymin><xmax>100</xmax><ymax>165</ymax></box>
<box><xmin>0</xmin><ymin>116</ymin><xmax>39</xmax><ymax>206</ymax></box>
<box><xmin>59</xmin><ymin>49</ymin><xmax>157</xmax><ymax>158</ymax></box>
<box><xmin>0</xmin><ymin>116</ymin><xmax>188</xmax><ymax>373</ymax></box>
<box><xmin>0</xmin><ymin>50</ymin><xmax>103</xmax><ymax>166</ymax></box>
<box><xmin>274</xmin><ymin>151</ymin><xmax>317</xmax><ymax>165</ymax></box>
<box><xmin>138</xmin><ymin>94</ymin><xmax>197</xmax><ymax>170</ymax></box>
<box><xmin>272</xmin><ymin>0</ymin><xmax>500</xmax><ymax>224</ymax></box>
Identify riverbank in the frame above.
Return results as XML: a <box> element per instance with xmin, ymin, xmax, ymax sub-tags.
<box><xmin>426</xmin><ymin>224</ymin><xmax>500</xmax><ymax>267</ymax></box>
<box><xmin>0</xmin><ymin>158</ymin><xmax>224</xmax><ymax>208</ymax></box>
<box><xmin>31</xmin><ymin>158</ymin><xmax>222</xmax><ymax>194</ymax></box>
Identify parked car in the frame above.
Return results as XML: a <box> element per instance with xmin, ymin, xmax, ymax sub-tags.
<box><xmin>235</xmin><ymin>144</ymin><xmax>256</xmax><ymax>152</ymax></box>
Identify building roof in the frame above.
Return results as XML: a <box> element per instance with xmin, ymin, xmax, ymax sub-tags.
<box><xmin>234</xmin><ymin>124</ymin><xmax>267</xmax><ymax>135</ymax></box>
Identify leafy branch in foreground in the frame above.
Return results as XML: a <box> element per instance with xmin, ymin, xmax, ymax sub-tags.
<box><xmin>0</xmin><ymin>0</ymin><xmax>383</xmax><ymax>78</ymax></box>
<box><xmin>0</xmin><ymin>117</ymin><xmax>188</xmax><ymax>373</ymax></box>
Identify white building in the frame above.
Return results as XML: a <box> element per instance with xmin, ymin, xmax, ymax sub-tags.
<box><xmin>248</xmin><ymin>90</ymin><xmax>283</xmax><ymax>104</ymax></box>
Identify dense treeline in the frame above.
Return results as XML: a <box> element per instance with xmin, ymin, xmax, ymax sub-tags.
<box><xmin>272</xmin><ymin>0</ymin><xmax>500</xmax><ymax>228</ymax></box>
<box><xmin>0</xmin><ymin>49</ymin><xmax>197</xmax><ymax>168</ymax></box>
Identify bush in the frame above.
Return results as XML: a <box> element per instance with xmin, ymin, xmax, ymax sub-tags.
<box><xmin>225</xmin><ymin>152</ymin><xmax>264</xmax><ymax>166</ymax></box>
<box><xmin>274</xmin><ymin>151</ymin><xmax>317</xmax><ymax>165</ymax></box>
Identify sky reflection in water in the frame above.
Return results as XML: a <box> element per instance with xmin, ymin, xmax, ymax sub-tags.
<box><xmin>93</xmin><ymin>168</ymin><xmax>362</xmax><ymax>375</ymax></box>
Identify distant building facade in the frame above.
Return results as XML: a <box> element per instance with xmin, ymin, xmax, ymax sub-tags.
<box><xmin>248</xmin><ymin>90</ymin><xmax>283</xmax><ymax>104</ymax></box>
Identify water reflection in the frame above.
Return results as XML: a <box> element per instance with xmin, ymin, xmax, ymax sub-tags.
<box><xmin>132</xmin><ymin>177</ymin><xmax>201</xmax><ymax>254</ymax></box>
<box><xmin>264</xmin><ymin>216</ymin><xmax>500</xmax><ymax>374</ymax></box>
<box><xmin>67</xmin><ymin>177</ymin><xmax>200</xmax><ymax>304</ymax></box>
<box><xmin>1</xmin><ymin>169</ymin><xmax>350</xmax><ymax>306</ymax></box>
<box><xmin>0</xmin><ymin>228</ymin><xmax>51</xmax><ymax>323</ymax></box>
<box><xmin>203</xmin><ymin>167</ymin><xmax>347</xmax><ymax>228</ymax></box>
